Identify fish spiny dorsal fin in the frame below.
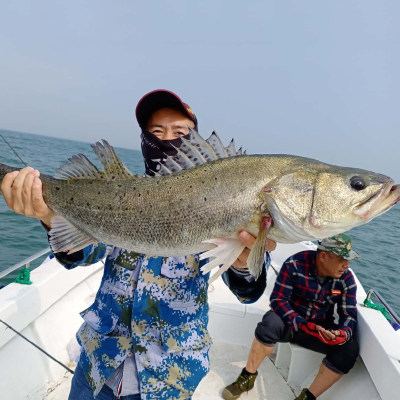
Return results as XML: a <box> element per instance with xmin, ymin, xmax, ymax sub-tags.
<box><xmin>157</xmin><ymin>163</ymin><xmax>173</xmax><ymax>176</ymax></box>
<box><xmin>170</xmin><ymin>148</ymin><xmax>196</xmax><ymax>171</ymax></box>
<box><xmin>175</xmin><ymin>136</ymin><xmax>207</xmax><ymax>166</ymax></box>
<box><xmin>185</xmin><ymin>128</ymin><xmax>219</xmax><ymax>162</ymax></box>
<box><xmin>225</xmin><ymin>139</ymin><xmax>237</xmax><ymax>156</ymax></box>
<box><xmin>54</xmin><ymin>154</ymin><xmax>103</xmax><ymax>180</ymax></box>
<box><xmin>145</xmin><ymin>171</ymin><xmax>161</xmax><ymax>177</ymax></box>
<box><xmin>206</xmin><ymin>131</ymin><xmax>229</xmax><ymax>158</ymax></box>
<box><xmin>91</xmin><ymin>140</ymin><xmax>133</xmax><ymax>179</ymax></box>
<box><xmin>159</xmin><ymin>130</ymin><xmax>246</xmax><ymax>175</ymax></box>
<box><xmin>163</xmin><ymin>156</ymin><xmax>183</xmax><ymax>174</ymax></box>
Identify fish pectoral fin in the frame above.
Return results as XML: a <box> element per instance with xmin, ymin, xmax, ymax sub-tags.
<box><xmin>199</xmin><ymin>238</ymin><xmax>245</xmax><ymax>283</ymax></box>
<box><xmin>247</xmin><ymin>216</ymin><xmax>273</xmax><ymax>279</ymax></box>
<box><xmin>49</xmin><ymin>216</ymin><xmax>98</xmax><ymax>254</ymax></box>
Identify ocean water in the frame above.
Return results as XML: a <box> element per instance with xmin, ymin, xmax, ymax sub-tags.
<box><xmin>1</xmin><ymin>129</ymin><xmax>399</xmax><ymax>317</ymax></box>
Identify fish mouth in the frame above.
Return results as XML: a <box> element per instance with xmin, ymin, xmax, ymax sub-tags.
<box><xmin>354</xmin><ymin>182</ymin><xmax>400</xmax><ymax>220</ymax></box>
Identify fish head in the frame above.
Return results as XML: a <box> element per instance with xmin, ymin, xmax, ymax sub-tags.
<box><xmin>263</xmin><ymin>162</ymin><xmax>400</xmax><ymax>241</ymax></box>
<box><xmin>311</xmin><ymin>166</ymin><xmax>400</xmax><ymax>235</ymax></box>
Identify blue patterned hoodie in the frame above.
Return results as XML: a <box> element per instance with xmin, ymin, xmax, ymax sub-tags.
<box><xmin>55</xmin><ymin>243</ymin><xmax>268</xmax><ymax>399</ymax></box>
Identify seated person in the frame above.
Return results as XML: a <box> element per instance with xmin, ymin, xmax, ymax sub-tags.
<box><xmin>222</xmin><ymin>234</ymin><xmax>360</xmax><ymax>400</ymax></box>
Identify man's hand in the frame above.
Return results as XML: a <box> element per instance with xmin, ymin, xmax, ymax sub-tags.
<box><xmin>1</xmin><ymin>167</ymin><xmax>57</xmax><ymax>228</ymax></box>
<box><xmin>232</xmin><ymin>231</ymin><xmax>277</xmax><ymax>269</ymax></box>
<box><xmin>300</xmin><ymin>322</ymin><xmax>348</xmax><ymax>345</ymax></box>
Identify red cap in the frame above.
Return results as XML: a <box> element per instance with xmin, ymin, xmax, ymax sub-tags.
<box><xmin>135</xmin><ymin>89</ymin><xmax>198</xmax><ymax>129</ymax></box>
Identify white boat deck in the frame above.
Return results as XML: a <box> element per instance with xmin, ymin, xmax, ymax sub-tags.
<box><xmin>30</xmin><ymin>341</ymin><xmax>294</xmax><ymax>400</ymax></box>
<box><xmin>1</xmin><ymin>242</ymin><xmax>399</xmax><ymax>400</ymax></box>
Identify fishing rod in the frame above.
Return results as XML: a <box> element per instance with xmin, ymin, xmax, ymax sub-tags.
<box><xmin>0</xmin><ymin>133</ymin><xmax>28</xmax><ymax>167</ymax></box>
<box><xmin>0</xmin><ymin>318</ymin><xmax>74</xmax><ymax>374</ymax></box>
<box><xmin>1</xmin><ymin>134</ymin><xmax>74</xmax><ymax>373</ymax></box>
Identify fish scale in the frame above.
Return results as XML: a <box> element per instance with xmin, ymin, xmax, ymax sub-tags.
<box><xmin>1</xmin><ymin>130</ymin><xmax>399</xmax><ymax>280</ymax></box>
<box><xmin>45</xmin><ymin>156</ymin><xmax>270</xmax><ymax>254</ymax></box>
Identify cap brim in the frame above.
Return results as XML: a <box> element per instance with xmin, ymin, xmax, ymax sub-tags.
<box><xmin>344</xmin><ymin>250</ymin><xmax>360</xmax><ymax>260</ymax></box>
<box><xmin>135</xmin><ymin>89</ymin><xmax>196</xmax><ymax>129</ymax></box>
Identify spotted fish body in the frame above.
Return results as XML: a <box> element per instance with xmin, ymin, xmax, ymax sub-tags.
<box><xmin>1</xmin><ymin>130</ymin><xmax>399</xmax><ymax>279</ymax></box>
<box><xmin>45</xmin><ymin>155</ymin><xmax>287</xmax><ymax>254</ymax></box>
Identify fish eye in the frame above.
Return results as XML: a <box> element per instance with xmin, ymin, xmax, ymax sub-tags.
<box><xmin>350</xmin><ymin>176</ymin><xmax>366</xmax><ymax>191</ymax></box>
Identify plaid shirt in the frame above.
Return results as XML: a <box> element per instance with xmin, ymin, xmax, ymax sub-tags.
<box><xmin>270</xmin><ymin>250</ymin><xmax>357</xmax><ymax>337</ymax></box>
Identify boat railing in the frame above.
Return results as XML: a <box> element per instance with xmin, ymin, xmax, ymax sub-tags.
<box><xmin>0</xmin><ymin>247</ymin><xmax>51</xmax><ymax>280</ymax></box>
<box><xmin>364</xmin><ymin>289</ymin><xmax>400</xmax><ymax>326</ymax></box>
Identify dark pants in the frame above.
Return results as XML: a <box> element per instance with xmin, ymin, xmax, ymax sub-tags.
<box><xmin>68</xmin><ymin>361</ymin><xmax>141</xmax><ymax>400</ymax></box>
<box><xmin>255</xmin><ymin>310</ymin><xmax>359</xmax><ymax>375</ymax></box>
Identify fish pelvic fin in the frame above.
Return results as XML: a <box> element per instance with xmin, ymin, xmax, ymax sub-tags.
<box><xmin>247</xmin><ymin>215</ymin><xmax>273</xmax><ymax>279</ymax></box>
<box><xmin>49</xmin><ymin>216</ymin><xmax>97</xmax><ymax>254</ymax></box>
<box><xmin>54</xmin><ymin>140</ymin><xmax>134</xmax><ymax>180</ymax></box>
<box><xmin>199</xmin><ymin>238</ymin><xmax>246</xmax><ymax>283</ymax></box>
<box><xmin>156</xmin><ymin>129</ymin><xmax>246</xmax><ymax>176</ymax></box>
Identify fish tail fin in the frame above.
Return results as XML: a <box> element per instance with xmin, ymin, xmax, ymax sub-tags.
<box><xmin>0</xmin><ymin>163</ymin><xmax>20</xmax><ymax>190</ymax></box>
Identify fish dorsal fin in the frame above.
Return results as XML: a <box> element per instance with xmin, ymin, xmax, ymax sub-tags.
<box><xmin>169</xmin><ymin>148</ymin><xmax>196</xmax><ymax>171</ymax></box>
<box><xmin>54</xmin><ymin>154</ymin><xmax>104</xmax><ymax>180</ymax></box>
<box><xmin>184</xmin><ymin>129</ymin><xmax>219</xmax><ymax>162</ymax></box>
<box><xmin>160</xmin><ymin>130</ymin><xmax>246</xmax><ymax>175</ymax></box>
<box><xmin>174</xmin><ymin>138</ymin><xmax>206</xmax><ymax>166</ymax></box>
<box><xmin>162</xmin><ymin>155</ymin><xmax>183</xmax><ymax>175</ymax></box>
<box><xmin>158</xmin><ymin>129</ymin><xmax>220</xmax><ymax>174</ymax></box>
<box><xmin>55</xmin><ymin>140</ymin><xmax>133</xmax><ymax>180</ymax></box>
<box><xmin>206</xmin><ymin>131</ymin><xmax>228</xmax><ymax>158</ymax></box>
<box><xmin>156</xmin><ymin>162</ymin><xmax>173</xmax><ymax>176</ymax></box>
<box><xmin>91</xmin><ymin>140</ymin><xmax>133</xmax><ymax>179</ymax></box>
<box><xmin>225</xmin><ymin>139</ymin><xmax>237</xmax><ymax>156</ymax></box>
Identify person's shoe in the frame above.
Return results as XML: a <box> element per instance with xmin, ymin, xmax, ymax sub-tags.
<box><xmin>294</xmin><ymin>388</ymin><xmax>316</xmax><ymax>400</ymax></box>
<box><xmin>222</xmin><ymin>368</ymin><xmax>258</xmax><ymax>400</ymax></box>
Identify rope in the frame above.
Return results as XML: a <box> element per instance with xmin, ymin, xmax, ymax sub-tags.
<box><xmin>0</xmin><ymin>318</ymin><xmax>74</xmax><ymax>374</ymax></box>
<box><xmin>13</xmin><ymin>267</ymin><xmax>33</xmax><ymax>285</ymax></box>
<box><xmin>363</xmin><ymin>298</ymin><xmax>391</xmax><ymax>320</ymax></box>
<box><xmin>0</xmin><ymin>134</ymin><xmax>28</xmax><ymax>167</ymax></box>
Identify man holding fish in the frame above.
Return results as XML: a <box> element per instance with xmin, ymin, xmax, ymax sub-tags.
<box><xmin>1</xmin><ymin>89</ymin><xmax>275</xmax><ymax>399</ymax></box>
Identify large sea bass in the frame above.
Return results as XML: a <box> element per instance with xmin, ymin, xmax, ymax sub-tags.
<box><xmin>1</xmin><ymin>130</ymin><xmax>399</xmax><ymax>280</ymax></box>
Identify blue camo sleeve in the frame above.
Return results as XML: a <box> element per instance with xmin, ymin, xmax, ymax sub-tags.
<box><xmin>53</xmin><ymin>243</ymin><xmax>108</xmax><ymax>270</ymax></box>
<box><xmin>221</xmin><ymin>252</ymin><xmax>270</xmax><ymax>304</ymax></box>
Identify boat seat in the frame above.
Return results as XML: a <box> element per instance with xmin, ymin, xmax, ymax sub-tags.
<box><xmin>275</xmin><ymin>342</ymin><xmax>324</xmax><ymax>387</ymax></box>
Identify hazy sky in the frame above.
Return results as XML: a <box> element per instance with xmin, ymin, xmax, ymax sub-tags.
<box><xmin>1</xmin><ymin>1</ymin><xmax>399</xmax><ymax>181</ymax></box>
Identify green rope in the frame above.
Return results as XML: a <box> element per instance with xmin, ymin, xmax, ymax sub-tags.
<box><xmin>363</xmin><ymin>298</ymin><xmax>391</xmax><ymax>320</ymax></box>
<box><xmin>13</xmin><ymin>267</ymin><xmax>33</xmax><ymax>285</ymax></box>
